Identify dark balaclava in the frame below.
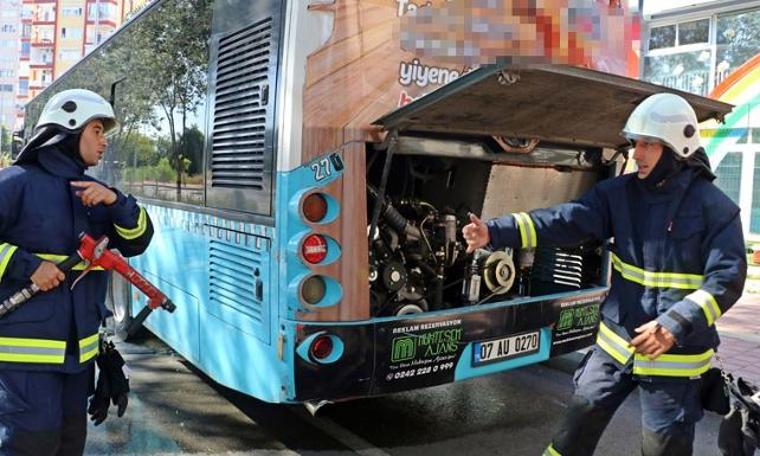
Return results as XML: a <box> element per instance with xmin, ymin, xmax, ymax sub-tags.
<box><xmin>638</xmin><ymin>146</ymin><xmax>684</xmax><ymax>191</ymax></box>
<box><xmin>54</xmin><ymin>129</ymin><xmax>86</xmax><ymax>168</ymax></box>
<box><xmin>16</xmin><ymin>125</ymin><xmax>86</xmax><ymax>170</ymax></box>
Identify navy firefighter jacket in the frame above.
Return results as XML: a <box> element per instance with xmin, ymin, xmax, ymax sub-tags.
<box><xmin>486</xmin><ymin>165</ymin><xmax>746</xmax><ymax>374</ymax></box>
<box><xmin>0</xmin><ymin>145</ymin><xmax>153</xmax><ymax>373</ymax></box>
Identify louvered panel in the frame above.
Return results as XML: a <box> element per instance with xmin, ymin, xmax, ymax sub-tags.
<box><xmin>217</xmin><ymin>63</ymin><xmax>269</xmax><ymax>89</ymax></box>
<box><xmin>210</xmin><ymin>17</ymin><xmax>273</xmax><ymax>191</ymax></box>
<box><xmin>532</xmin><ymin>247</ymin><xmax>584</xmax><ymax>292</ymax></box>
<box><xmin>209</xmin><ymin>240</ymin><xmax>264</xmax><ymax>322</ymax></box>
<box><xmin>214</xmin><ymin>101</ymin><xmax>262</xmax><ymax>119</ymax></box>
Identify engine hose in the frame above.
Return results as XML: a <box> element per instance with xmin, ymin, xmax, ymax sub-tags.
<box><xmin>432</xmin><ymin>276</ymin><xmax>443</xmax><ymax>310</ymax></box>
<box><xmin>368</xmin><ymin>132</ymin><xmax>398</xmax><ymax>242</ymax></box>
<box><xmin>367</xmin><ymin>184</ymin><xmax>421</xmax><ymax>240</ymax></box>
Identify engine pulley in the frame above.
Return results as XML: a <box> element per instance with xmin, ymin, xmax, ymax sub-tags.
<box><xmin>382</xmin><ymin>262</ymin><xmax>407</xmax><ymax>292</ymax></box>
<box><xmin>394</xmin><ymin>302</ymin><xmax>426</xmax><ymax>316</ymax></box>
<box><xmin>483</xmin><ymin>251</ymin><xmax>515</xmax><ymax>294</ymax></box>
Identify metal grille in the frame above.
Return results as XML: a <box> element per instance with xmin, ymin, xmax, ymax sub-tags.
<box><xmin>209</xmin><ymin>240</ymin><xmax>264</xmax><ymax>322</ymax></box>
<box><xmin>211</xmin><ymin>18</ymin><xmax>273</xmax><ymax>189</ymax></box>
<box><xmin>532</xmin><ymin>247</ymin><xmax>584</xmax><ymax>289</ymax></box>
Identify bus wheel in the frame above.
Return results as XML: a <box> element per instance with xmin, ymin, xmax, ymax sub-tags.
<box><xmin>107</xmin><ymin>273</ymin><xmax>146</xmax><ymax>341</ymax></box>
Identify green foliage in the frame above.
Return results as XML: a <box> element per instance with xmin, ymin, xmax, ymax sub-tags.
<box><xmin>22</xmin><ymin>0</ymin><xmax>213</xmax><ymax>196</ymax></box>
<box><xmin>179</xmin><ymin>127</ymin><xmax>205</xmax><ymax>175</ymax></box>
<box><xmin>0</xmin><ymin>152</ymin><xmax>11</xmax><ymax>169</ymax></box>
<box><xmin>158</xmin><ymin>158</ymin><xmax>176</xmax><ymax>182</ymax></box>
<box><xmin>717</xmin><ymin>9</ymin><xmax>760</xmax><ymax>73</ymax></box>
<box><xmin>0</xmin><ymin>126</ymin><xmax>10</xmax><ymax>154</ymax></box>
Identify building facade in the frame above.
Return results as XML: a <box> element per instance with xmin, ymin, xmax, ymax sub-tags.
<box><xmin>641</xmin><ymin>0</ymin><xmax>760</xmax><ymax>238</ymax></box>
<box><xmin>15</xmin><ymin>0</ymin><xmax>153</xmax><ymax>128</ymax></box>
<box><xmin>0</xmin><ymin>0</ymin><xmax>21</xmax><ymax>145</ymax></box>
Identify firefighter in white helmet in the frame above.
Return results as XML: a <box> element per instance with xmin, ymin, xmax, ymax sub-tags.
<box><xmin>0</xmin><ymin>89</ymin><xmax>153</xmax><ymax>455</ymax></box>
<box><xmin>463</xmin><ymin>92</ymin><xmax>746</xmax><ymax>455</ymax></box>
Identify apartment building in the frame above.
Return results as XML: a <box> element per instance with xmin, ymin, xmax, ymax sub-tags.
<box><xmin>0</xmin><ymin>0</ymin><xmax>21</xmax><ymax>139</ymax></box>
<box><xmin>15</xmin><ymin>0</ymin><xmax>153</xmax><ymax>128</ymax></box>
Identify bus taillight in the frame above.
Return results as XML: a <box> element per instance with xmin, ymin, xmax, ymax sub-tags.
<box><xmin>302</xmin><ymin>193</ymin><xmax>327</xmax><ymax>223</ymax></box>
<box><xmin>302</xmin><ymin>234</ymin><xmax>328</xmax><ymax>264</ymax></box>
<box><xmin>310</xmin><ymin>334</ymin><xmax>333</xmax><ymax>360</ymax></box>
<box><xmin>301</xmin><ymin>275</ymin><xmax>326</xmax><ymax>305</ymax></box>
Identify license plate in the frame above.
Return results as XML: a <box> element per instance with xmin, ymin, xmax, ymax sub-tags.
<box><xmin>472</xmin><ymin>331</ymin><xmax>540</xmax><ymax>366</ymax></box>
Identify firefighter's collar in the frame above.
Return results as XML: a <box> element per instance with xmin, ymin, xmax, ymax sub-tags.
<box><xmin>36</xmin><ymin>145</ymin><xmax>86</xmax><ymax>179</ymax></box>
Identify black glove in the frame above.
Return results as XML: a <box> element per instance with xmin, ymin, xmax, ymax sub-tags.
<box><xmin>88</xmin><ymin>339</ymin><xmax>130</xmax><ymax>426</ymax></box>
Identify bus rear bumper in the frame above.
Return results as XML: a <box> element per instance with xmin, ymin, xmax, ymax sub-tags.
<box><xmin>289</xmin><ymin>288</ymin><xmax>607</xmax><ymax>402</ymax></box>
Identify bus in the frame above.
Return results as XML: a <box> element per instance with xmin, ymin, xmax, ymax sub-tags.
<box><xmin>20</xmin><ymin>0</ymin><xmax>731</xmax><ymax>408</ymax></box>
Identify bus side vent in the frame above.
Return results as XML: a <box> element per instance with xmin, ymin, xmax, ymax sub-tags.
<box><xmin>209</xmin><ymin>240</ymin><xmax>265</xmax><ymax>324</ymax></box>
<box><xmin>211</xmin><ymin>17</ymin><xmax>273</xmax><ymax>190</ymax></box>
<box><xmin>531</xmin><ymin>247</ymin><xmax>584</xmax><ymax>293</ymax></box>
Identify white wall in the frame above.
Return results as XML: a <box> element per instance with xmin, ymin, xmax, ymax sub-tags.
<box><xmin>643</xmin><ymin>0</ymin><xmax>730</xmax><ymax>16</ymax></box>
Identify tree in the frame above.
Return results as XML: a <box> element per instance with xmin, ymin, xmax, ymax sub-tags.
<box><xmin>0</xmin><ymin>126</ymin><xmax>10</xmax><ymax>156</ymax></box>
<box><xmin>125</xmin><ymin>0</ymin><xmax>213</xmax><ymax>198</ymax></box>
<box><xmin>23</xmin><ymin>0</ymin><xmax>212</xmax><ymax>201</ymax></box>
<box><xmin>179</xmin><ymin>126</ymin><xmax>205</xmax><ymax>176</ymax></box>
<box><xmin>716</xmin><ymin>9</ymin><xmax>760</xmax><ymax>79</ymax></box>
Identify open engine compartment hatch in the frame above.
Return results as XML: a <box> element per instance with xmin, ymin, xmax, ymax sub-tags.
<box><xmin>373</xmin><ymin>64</ymin><xmax>734</xmax><ymax>149</ymax></box>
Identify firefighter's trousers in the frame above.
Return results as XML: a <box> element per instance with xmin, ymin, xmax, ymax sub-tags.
<box><xmin>547</xmin><ymin>346</ymin><xmax>703</xmax><ymax>456</ymax></box>
<box><xmin>0</xmin><ymin>366</ymin><xmax>93</xmax><ymax>456</ymax></box>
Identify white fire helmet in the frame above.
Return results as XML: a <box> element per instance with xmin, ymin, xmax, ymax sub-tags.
<box><xmin>621</xmin><ymin>93</ymin><xmax>702</xmax><ymax>159</ymax></box>
<box><xmin>35</xmin><ymin>89</ymin><xmax>117</xmax><ymax>133</ymax></box>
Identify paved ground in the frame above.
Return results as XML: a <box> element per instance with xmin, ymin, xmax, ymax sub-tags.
<box><xmin>716</xmin><ymin>278</ymin><xmax>760</xmax><ymax>385</ymax></box>
<box><xmin>85</xmin><ymin>338</ymin><xmax>728</xmax><ymax>456</ymax></box>
<box><xmin>81</xmin><ymin>278</ymin><xmax>760</xmax><ymax>455</ymax></box>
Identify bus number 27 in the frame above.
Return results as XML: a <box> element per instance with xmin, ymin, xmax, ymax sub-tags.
<box><xmin>311</xmin><ymin>158</ymin><xmax>332</xmax><ymax>182</ymax></box>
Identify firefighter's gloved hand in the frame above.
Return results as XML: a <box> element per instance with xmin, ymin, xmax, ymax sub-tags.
<box><xmin>104</xmin><ymin>341</ymin><xmax>130</xmax><ymax>417</ymax></box>
<box><xmin>88</xmin><ymin>339</ymin><xmax>130</xmax><ymax>425</ymax></box>
<box><xmin>88</xmin><ymin>361</ymin><xmax>112</xmax><ymax>426</ymax></box>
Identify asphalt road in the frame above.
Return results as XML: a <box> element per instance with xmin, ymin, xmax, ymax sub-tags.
<box><xmin>84</xmin><ymin>334</ymin><xmax>729</xmax><ymax>456</ymax></box>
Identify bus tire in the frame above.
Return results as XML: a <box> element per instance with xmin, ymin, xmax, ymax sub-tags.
<box><xmin>106</xmin><ymin>273</ymin><xmax>146</xmax><ymax>341</ymax></box>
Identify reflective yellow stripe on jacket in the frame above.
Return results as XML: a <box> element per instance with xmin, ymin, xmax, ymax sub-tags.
<box><xmin>0</xmin><ymin>333</ymin><xmax>99</xmax><ymax>365</ymax></box>
<box><xmin>596</xmin><ymin>322</ymin><xmax>713</xmax><ymax>378</ymax></box>
<box><xmin>0</xmin><ymin>243</ymin><xmax>19</xmax><ymax>281</ymax></box>
<box><xmin>685</xmin><ymin>289</ymin><xmax>722</xmax><ymax>326</ymax></box>
<box><xmin>0</xmin><ymin>336</ymin><xmax>66</xmax><ymax>364</ymax></box>
<box><xmin>79</xmin><ymin>333</ymin><xmax>99</xmax><ymax>363</ymax></box>
<box><xmin>610</xmin><ymin>253</ymin><xmax>703</xmax><ymax>290</ymax></box>
<box><xmin>0</xmin><ymin>246</ymin><xmax>105</xmax><ymax>277</ymax></box>
<box><xmin>543</xmin><ymin>444</ymin><xmax>562</xmax><ymax>456</ymax></box>
<box><xmin>35</xmin><ymin>254</ymin><xmax>104</xmax><ymax>271</ymax></box>
<box><xmin>114</xmin><ymin>207</ymin><xmax>147</xmax><ymax>240</ymax></box>
<box><xmin>513</xmin><ymin>212</ymin><xmax>537</xmax><ymax>249</ymax></box>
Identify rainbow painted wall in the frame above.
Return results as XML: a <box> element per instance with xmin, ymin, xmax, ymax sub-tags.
<box><xmin>704</xmin><ymin>54</ymin><xmax>760</xmax><ymax>236</ymax></box>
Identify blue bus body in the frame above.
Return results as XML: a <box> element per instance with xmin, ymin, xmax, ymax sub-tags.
<box><xmin>20</xmin><ymin>0</ymin><xmax>727</xmax><ymax>405</ymax></box>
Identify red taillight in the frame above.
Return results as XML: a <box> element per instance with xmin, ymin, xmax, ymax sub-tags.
<box><xmin>310</xmin><ymin>335</ymin><xmax>333</xmax><ymax>360</ymax></box>
<box><xmin>303</xmin><ymin>193</ymin><xmax>327</xmax><ymax>223</ymax></box>
<box><xmin>302</xmin><ymin>234</ymin><xmax>327</xmax><ymax>264</ymax></box>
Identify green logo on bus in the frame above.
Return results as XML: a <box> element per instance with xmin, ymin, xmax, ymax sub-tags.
<box><xmin>391</xmin><ymin>337</ymin><xmax>416</xmax><ymax>362</ymax></box>
<box><xmin>557</xmin><ymin>309</ymin><xmax>574</xmax><ymax>331</ymax></box>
